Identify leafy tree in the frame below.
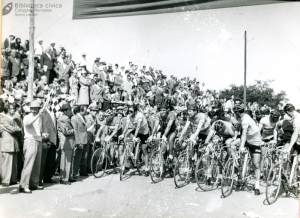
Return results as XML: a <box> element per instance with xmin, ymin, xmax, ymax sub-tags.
<box><xmin>218</xmin><ymin>80</ymin><xmax>288</xmax><ymax>109</ymax></box>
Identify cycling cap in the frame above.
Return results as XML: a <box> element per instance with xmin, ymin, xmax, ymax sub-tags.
<box><xmin>105</xmin><ymin>109</ymin><xmax>113</xmax><ymax>116</ymax></box>
<box><xmin>283</xmin><ymin>103</ymin><xmax>295</xmax><ymax>113</ymax></box>
<box><xmin>270</xmin><ymin>110</ymin><xmax>280</xmax><ymax>118</ymax></box>
<box><xmin>214</xmin><ymin>121</ymin><xmax>225</xmax><ymax>132</ymax></box>
<box><xmin>232</xmin><ymin>104</ymin><xmax>244</xmax><ymax>112</ymax></box>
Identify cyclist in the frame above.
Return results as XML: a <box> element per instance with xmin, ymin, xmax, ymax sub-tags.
<box><xmin>178</xmin><ymin>104</ymin><xmax>211</xmax><ymax>161</ymax></box>
<box><xmin>95</xmin><ymin>109</ymin><xmax>122</xmax><ymax>165</ymax></box>
<box><xmin>233</xmin><ymin>104</ymin><xmax>262</xmax><ymax>195</ymax></box>
<box><xmin>282</xmin><ymin>103</ymin><xmax>300</xmax><ymax>155</ymax></box>
<box><xmin>204</xmin><ymin>110</ymin><xmax>240</xmax><ymax>157</ymax></box>
<box><xmin>119</xmin><ymin>104</ymin><xmax>151</xmax><ymax>176</ymax></box>
<box><xmin>259</xmin><ymin>109</ymin><xmax>281</xmax><ymax>177</ymax></box>
<box><xmin>149</xmin><ymin>98</ymin><xmax>177</xmax><ymax>167</ymax></box>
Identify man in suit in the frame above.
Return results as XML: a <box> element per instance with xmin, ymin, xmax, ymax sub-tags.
<box><xmin>71</xmin><ymin>105</ymin><xmax>88</xmax><ymax>177</ymax></box>
<box><xmin>90</xmin><ymin>79</ymin><xmax>104</xmax><ymax>104</ymax></box>
<box><xmin>57</xmin><ymin>103</ymin><xmax>77</xmax><ymax>184</ymax></box>
<box><xmin>84</xmin><ymin>104</ymin><xmax>98</xmax><ymax>173</ymax></box>
<box><xmin>22</xmin><ymin>53</ymin><xmax>40</xmax><ymax>80</ymax></box>
<box><xmin>39</xmin><ymin>102</ymin><xmax>58</xmax><ymax>185</ymax></box>
<box><xmin>0</xmin><ymin>104</ymin><xmax>22</xmax><ymax>187</ymax></box>
<box><xmin>40</xmin><ymin>48</ymin><xmax>53</xmax><ymax>84</ymax></box>
<box><xmin>8</xmin><ymin>50</ymin><xmax>21</xmax><ymax>81</ymax></box>
<box><xmin>54</xmin><ymin>55</ymin><xmax>72</xmax><ymax>92</ymax></box>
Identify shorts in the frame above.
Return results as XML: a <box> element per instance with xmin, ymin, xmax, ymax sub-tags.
<box><xmin>137</xmin><ymin>133</ymin><xmax>149</xmax><ymax>145</ymax></box>
<box><xmin>245</xmin><ymin>142</ymin><xmax>261</xmax><ymax>154</ymax></box>
<box><xmin>292</xmin><ymin>143</ymin><xmax>300</xmax><ymax>154</ymax></box>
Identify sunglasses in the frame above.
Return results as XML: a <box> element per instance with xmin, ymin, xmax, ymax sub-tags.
<box><xmin>128</xmin><ymin>110</ymin><xmax>134</xmax><ymax>113</ymax></box>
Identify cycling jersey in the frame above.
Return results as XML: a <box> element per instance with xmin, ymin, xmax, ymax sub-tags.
<box><xmin>105</xmin><ymin>117</ymin><xmax>122</xmax><ymax>136</ymax></box>
<box><xmin>126</xmin><ymin>112</ymin><xmax>149</xmax><ymax>135</ymax></box>
<box><xmin>241</xmin><ymin>114</ymin><xmax>262</xmax><ymax>146</ymax></box>
<box><xmin>156</xmin><ymin>111</ymin><xmax>176</xmax><ymax>133</ymax></box>
<box><xmin>276</xmin><ymin>119</ymin><xmax>293</xmax><ymax>141</ymax></box>
<box><xmin>259</xmin><ymin>115</ymin><xmax>276</xmax><ymax>140</ymax></box>
<box><xmin>185</xmin><ymin>113</ymin><xmax>211</xmax><ymax>137</ymax></box>
<box><xmin>291</xmin><ymin>112</ymin><xmax>300</xmax><ymax>145</ymax></box>
<box><xmin>210</xmin><ymin>120</ymin><xmax>235</xmax><ymax>139</ymax></box>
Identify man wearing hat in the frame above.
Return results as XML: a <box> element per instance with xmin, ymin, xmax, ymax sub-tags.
<box><xmin>19</xmin><ymin>101</ymin><xmax>48</xmax><ymax>193</ymax></box>
<box><xmin>34</xmin><ymin>38</ymin><xmax>44</xmax><ymax>58</ymax></box>
<box><xmin>57</xmin><ymin>103</ymin><xmax>77</xmax><ymax>184</ymax></box>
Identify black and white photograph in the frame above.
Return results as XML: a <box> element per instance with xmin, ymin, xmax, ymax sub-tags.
<box><xmin>0</xmin><ymin>0</ymin><xmax>300</xmax><ymax>217</ymax></box>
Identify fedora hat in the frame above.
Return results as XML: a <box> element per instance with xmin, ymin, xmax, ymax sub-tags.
<box><xmin>29</xmin><ymin>101</ymin><xmax>41</xmax><ymax>108</ymax></box>
<box><xmin>60</xmin><ymin>103</ymin><xmax>72</xmax><ymax>111</ymax></box>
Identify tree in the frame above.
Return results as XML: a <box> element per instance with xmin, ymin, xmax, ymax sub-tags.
<box><xmin>219</xmin><ymin>80</ymin><xmax>289</xmax><ymax>109</ymax></box>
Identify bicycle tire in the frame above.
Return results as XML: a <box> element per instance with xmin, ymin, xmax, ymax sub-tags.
<box><xmin>261</xmin><ymin>156</ymin><xmax>272</xmax><ymax>186</ymax></box>
<box><xmin>196</xmin><ymin>155</ymin><xmax>219</xmax><ymax>191</ymax></box>
<box><xmin>120</xmin><ymin>151</ymin><xmax>128</xmax><ymax>181</ymax></box>
<box><xmin>221</xmin><ymin>158</ymin><xmax>236</xmax><ymax>197</ymax></box>
<box><xmin>289</xmin><ymin>156</ymin><xmax>300</xmax><ymax>198</ymax></box>
<box><xmin>174</xmin><ymin>153</ymin><xmax>189</xmax><ymax>188</ymax></box>
<box><xmin>266</xmin><ymin>164</ymin><xmax>282</xmax><ymax>204</ymax></box>
<box><xmin>150</xmin><ymin>150</ymin><xmax>164</xmax><ymax>183</ymax></box>
<box><xmin>91</xmin><ymin>148</ymin><xmax>107</xmax><ymax>178</ymax></box>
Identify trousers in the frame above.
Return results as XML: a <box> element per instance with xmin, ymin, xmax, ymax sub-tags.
<box><xmin>19</xmin><ymin>139</ymin><xmax>42</xmax><ymax>189</ymax></box>
<box><xmin>72</xmin><ymin>146</ymin><xmax>83</xmax><ymax>176</ymax></box>
<box><xmin>60</xmin><ymin>149</ymin><xmax>74</xmax><ymax>181</ymax></box>
<box><xmin>1</xmin><ymin>152</ymin><xmax>18</xmax><ymax>184</ymax></box>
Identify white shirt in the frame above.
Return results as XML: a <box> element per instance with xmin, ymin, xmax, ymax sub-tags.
<box><xmin>23</xmin><ymin>113</ymin><xmax>43</xmax><ymax>142</ymax></box>
<box><xmin>34</xmin><ymin>43</ymin><xmax>44</xmax><ymax>55</ymax></box>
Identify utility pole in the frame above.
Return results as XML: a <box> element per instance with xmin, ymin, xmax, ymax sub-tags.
<box><xmin>28</xmin><ymin>0</ymin><xmax>35</xmax><ymax>100</ymax></box>
<box><xmin>244</xmin><ymin>31</ymin><xmax>247</xmax><ymax>109</ymax></box>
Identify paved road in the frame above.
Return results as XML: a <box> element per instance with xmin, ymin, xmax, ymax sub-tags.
<box><xmin>0</xmin><ymin>170</ymin><xmax>299</xmax><ymax>218</ymax></box>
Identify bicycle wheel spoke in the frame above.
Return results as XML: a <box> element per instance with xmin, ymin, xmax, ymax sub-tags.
<box><xmin>174</xmin><ymin>153</ymin><xmax>189</xmax><ymax>188</ymax></box>
<box><xmin>266</xmin><ymin>164</ymin><xmax>282</xmax><ymax>204</ymax></box>
<box><xmin>221</xmin><ymin>159</ymin><xmax>235</xmax><ymax>197</ymax></box>
<box><xmin>91</xmin><ymin>148</ymin><xmax>107</xmax><ymax>178</ymax></box>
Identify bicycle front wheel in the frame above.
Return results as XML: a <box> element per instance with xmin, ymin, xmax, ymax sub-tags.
<box><xmin>221</xmin><ymin>158</ymin><xmax>237</xmax><ymax>197</ymax></box>
<box><xmin>174</xmin><ymin>153</ymin><xmax>189</xmax><ymax>188</ymax></box>
<box><xmin>120</xmin><ymin>151</ymin><xmax>128</xmax><ymax>181</ymax></box>
<box><xmin>150</xmin><ymin>150</ymin><xmax>164</xmax><ymax>183</ymax></box>
<box><xmin>266</xmin><ymin>164</ymin><xmax>282</xmax><ymax>204</ymax></box>
<box><xmin>261</xmin><ymin>156</ymin><xmax>272</xmax><ymax>186</ymax></box>
<box><xmin>91</xmin><ymin>148</ymin><xmax>107</xmax><ymax>178</ymax></box>
<box><xmin>196</xmin><ymin>155</ymin><xmax>219</xmax><ymax>191</ymax></box>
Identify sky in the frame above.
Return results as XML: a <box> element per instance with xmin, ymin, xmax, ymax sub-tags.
<box><xmin>2</xmin><ymin>1</ymin><xmax>300</xmax><ymax>108</ymax></box>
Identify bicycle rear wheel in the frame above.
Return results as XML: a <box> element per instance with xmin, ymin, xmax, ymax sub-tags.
<box><xmin>120</xmin><ymin>151</ymin><xmax>128</xmax><ymax>181</ymax></box>
<box><xmin>221</xmin><ymin>158</ymin><xmax>236</xmax><ymax>197</ymax></box>
<box><xmin>196</xmin><ymin>155</ymin><xmax>219</xmax><ymax>191</ymax></box>
<box><xmin>174</xmin><ymin>153</ymin><xmax>189</xmax><ymax>188</ymax></box>
<box><xmin>266</xmin><ymin>164</ymin><xmax>282</xmax><ymax>204</ymax></box>
<box><xmin>91</xmin><ymin>148</ymin><xmax>107</xmax><ymax>178</ymax></box>
<box><xmin>150</xmin><ymin>150</ymin><xmax>164</xmax><ymax>183</ymax></box>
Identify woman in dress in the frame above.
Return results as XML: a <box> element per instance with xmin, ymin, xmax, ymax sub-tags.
<box><xmin>77</xmin><ymin>69</ymin><xmax>90</xmax><ymax>105</ymax></box>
